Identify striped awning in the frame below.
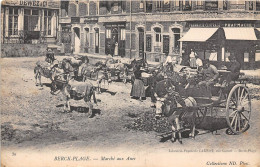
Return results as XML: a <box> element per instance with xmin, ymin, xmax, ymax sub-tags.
<box><xmin>179</xmin><ymin>28</ymin><xmax>218</xmax><ymax>42</ymax></box>
<box><xmin>223</xmin><ymin>28</ymin><xmax>257</xmax><ymax>40</ymax></box>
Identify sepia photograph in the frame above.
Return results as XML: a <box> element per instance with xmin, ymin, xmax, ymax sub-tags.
<box><xmin>1</xmin><ymin>0</ymin><xmax>260</xmax><ymax>166</ymax></box>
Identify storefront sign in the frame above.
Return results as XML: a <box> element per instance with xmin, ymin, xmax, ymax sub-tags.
<box><xmin>84</xmin><ymin>18</ymin><xmax>98</xmax><ymax>24</ymax></box>
<box><xmin>224</xmin><ymin>23</ymin><xmax>253</xmax><ymax>27</ymax></box>
<box><xmin>71</xmin><ymin>17</ymin><xmax>80</xmax><ymax>24</ymax></box>
<box><xmin>19</xmin><ymin>0</ymin><xmax>48</xmax><ymax>7</ymax></box>
<box><xmin>189</xmin><ymin>22</ymin><xmax>220</xmax><ymax>28</ymax></box>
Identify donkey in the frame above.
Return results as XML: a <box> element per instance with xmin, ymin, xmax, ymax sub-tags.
<box><xmin>51</xmin><ymin>78</ymin><xmax>97</xmax><ymax>117</ymax></box>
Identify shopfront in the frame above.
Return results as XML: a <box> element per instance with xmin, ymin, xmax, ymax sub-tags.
<box><xmin>180</xmin><ymin>21</ymin><xmax>258</xmax><ymax>69</ymax></box>
<box><xmin>2</xmin><ymin>0</ymin><xmax>59</xmax><ymax>44</ymax></box>
<box><xmin>104</xmin><ymin>22</ymin><xmax>126</xmax><ymax>57</ymax></box>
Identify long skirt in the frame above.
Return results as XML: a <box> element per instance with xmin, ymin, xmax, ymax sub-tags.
<box><xmin>130</xmin><ymin>79</ymin><xmax>145</xmax><ymax>98</ymax></box>
<box><xmin>190</xmin><ymin>57</ymin><xmax>196</xmax><ymax>68</ymax></box>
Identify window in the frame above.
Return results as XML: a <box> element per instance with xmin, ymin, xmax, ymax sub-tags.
<box><xmin>154</xmin><ymin>27</ymin><xmax>161</xmax><ymax>46</ymax></box>
<box><xmin>181</xmin><ymin>0</ymin><xmax>192</xmax><ymax>11</ymax></box>
<box><xmin>120</xmin><ymin>28</ymin><xmax>125</xmax><ymax>40</ymax></box>
<box><xmin>140</xmin><ymin>0</ymin><xmax>144</xmax><ymax>9</ymax></box>
<box><xmin>173</xmin><ymin>28</ymin><xmax>180</xmax><ymax>48</ymax></box>
<box><xmin>61</xmin><ymin>1</ymin><xmax>69</xmax><ymax>17</ymax></box>
<box><xmin>248</xmin><ymin>1</ymin><xmax>253</xmax><ymax>10</ymax></box>
<box><xmin>155</xmin><ymin>0</ymin><xmax>163</xmax><ymax>12</ymax></box>
<box><xmin>196</xmin><ymin>0</ymin><xmax>203</xmax><ymax>10</ymax></box>
<box><xmin>106</xmin><ymin>29</ymin><xmax>111</xmax><ymax>38</ymax></box>
<box><xmin>205</xmin><ymin>1</ymin><xmax>218</xmax><ymax>10</ymax></box>
<box><xmin>173</xmin><ymin>0</ymin><xmax>180</xmax><ymax>10</ymax></box>
<box><xmin>209</xmin><ymin>52</ymin><xmax>218</xmax><ymax>61</ymax></box>
<box><xmin>163</xmin><ymin>0</ymin><xmax>170</xmax><ymax>12</ymax></box>
<box><xmin>146</xmin><ymin>0</ymin><xmax>153</xmax><ymax>12</ymax></box>
<box><xmin>8</xmin><ymin>7</ymin><xmax>18</xmax><ymax>36</ymax></box>
<box><xmin>257</xmin><ymin>0</ymin><xmax>260</xmax><ymax>10</ymax></box>
<box><xmin>244</xmin><ymin>52</ymin><xmax>249</xmax><ymax>62</ymax></box>
<box><xmin>223</xmin><ymin>0</ymin><xmax>228</xmax><ymax>10</ymax></box>
<box><xmin>94</xmin><ymin>28</ymin><xmax>99</xmax><ymax>53</ymax></box>
<box><xmin>24</xmin><ymin>9</ymin><xmax>39</xmax><ymax>32</ymax></box>
<box><xmin>96</xmin><ymin>1</ymin><xmax>99</xmax><ymax>15</ymax></box>
<box><xmin>156</xmin><ymin>0</ymin><xmax>162</xmax><ymax>9</ymax></box>
<box><xmin>113</xmin><ymin>2</ymin><xmax>119</xmax><ymax>11</ymax></box>
<box><xmin>121</xmin><ymin>1</ymin><xmax>126</xmax><ymax>12</ymax></box>
<box><xmin>44</xmin><ymin>10</ymin><xmax>52</xmax><ymax>36</ymax></box>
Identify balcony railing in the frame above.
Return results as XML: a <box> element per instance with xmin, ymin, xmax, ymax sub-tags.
<box><xmin>229</xmin><ymin>4</ymin><xmax>246</xmax><ymax>10</ymax></box>
<box><xmin>154</xmin><ymin>46</ymin><xmax>161</xmax><ymax>53</ymax></box>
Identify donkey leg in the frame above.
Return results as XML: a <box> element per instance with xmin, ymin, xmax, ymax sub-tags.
<box><xmin>175</xmin><ymin>118</ymin><xmax>183</xmax><ymax>144</ymax></box>
<box><xmin>171</xmin><ymin>125</ymin><xmax>177</xmax><ymax>143</ymax></box>
<box><xmin>39</xmin><ymin>74</ymin><xmax>43</xmax><ymax>87</ymax></box>
<box><xmin>189</xmin><ymin>112</ymin><xmax>196</xmax><ymax>139</ymax></box>
<box><xmin>67</xmin><ymin>99</ymin><xmax>71</xmax><ymax>112</ymax></box>
<box><xmin>35</xmin><ymin>73</ymin><xmax>38</xmax><ymax>86</ymax></box>
<box><xmin>178</xmin><ymin>131</ymin><xmax>183</xmax><ymax>144</ymax></box>
<box><xmin>97</xmin><ymin>80</ymin><xmax>101</xmax><ymax>94</ymax></box>
<box><xmin>64</xmin><ymin>97</ymin><xmax>69</xmax><ymax>112</ymax></box>
<box><xmin>88</xmin><ymin>102</ymin><xmax>93</xmax><ymax>118</ymax></box>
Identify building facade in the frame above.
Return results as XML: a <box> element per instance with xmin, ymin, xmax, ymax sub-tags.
<box><xmin>1</xmin><ymin>0</ymin><xmax>259</xmax><ymax>69</ymax></box>
<box><xmin>59</xmin><ymin>0</ymin><xmax>260</xmax><ymax>69</ymax></box>
<box><xmin>1</xmin><ymin>0</ymin><xmax>59</xmax><ymax>44</ymax></box>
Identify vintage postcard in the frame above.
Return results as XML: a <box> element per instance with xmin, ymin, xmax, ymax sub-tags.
<box><xmin>1</xmin><ymin>0</ymin><xmax>260</xmax><ymax>166</ymax></box>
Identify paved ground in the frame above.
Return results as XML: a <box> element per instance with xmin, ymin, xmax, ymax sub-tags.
<box><xmin>1</xmin><ymin>57</ymin><xmax>260</xmax><ymax>167</ymax></box>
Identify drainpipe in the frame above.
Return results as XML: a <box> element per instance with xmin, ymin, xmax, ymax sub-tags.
<box><xmin>130</xmin><ymin>0</ymin><xmax>132</xmax><ymax>59</ymax></box>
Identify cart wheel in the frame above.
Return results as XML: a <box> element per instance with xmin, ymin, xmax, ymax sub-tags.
<box><xmin>195</xmin><ymin>107</ymin><xmax>206</xmax><ymax>125</ymax></box>
<box><xmin>226</xmin><ymin>85</ymin><xmax>251</xmax><ymax>134</ymax></box>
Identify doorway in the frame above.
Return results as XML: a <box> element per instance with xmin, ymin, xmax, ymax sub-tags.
<box><xmin>138</xmin><ymin>27</ymin><xmax>144</xmax><ymax>58</ymax></box>
<box><xmin>94</xmin><ymin>28</ymin><xmax>99</xmax><ymax>53</ymax></box>
<box><xmin>84</xmin><ymin>28</ymin><xmax>89</xmax><ymax>53</ymax></box>
<box><xmin>73</xmin><ymin>27</ymin><xmax>80</xmax><ymax>53</ymax></box>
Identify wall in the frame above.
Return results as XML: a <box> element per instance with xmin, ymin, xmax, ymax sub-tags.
<box><xmin>1</xmin><ymin>44</ymin><xmax>48</xmax><ymax>57</ymax></box>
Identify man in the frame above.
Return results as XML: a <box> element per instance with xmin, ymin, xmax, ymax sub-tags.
<box><xmin>195</xmin><ymin>55</ymin><xmax>203</xmax><ymax>71</ymax></box>
<box><xmin>164</xmin><ymin>53</ymin><xmax>172</xmax><ymax>66</ymax></box>
<box><xmin>164</xmin><ymin>54</ymin><xmax>175</xmax><ymax>73</ymax></box>
<box><xmin>225</xmin><ymin>54</ymin><xmax>241</xmax><ymax>84</ymax></box>
<box><xmin>46</xmin><ymin>48</ymin><xmax>55</xmax><ymax>64</ymax></box>
<box><xmin>198</xmin><ymin>59</ymin><xmax>219</xmax><ymax>97</ymax></box>
<box><xmin>154</xmin><ymin>78</ymin><xmax>186</xmax><ymax>144</ymax></box>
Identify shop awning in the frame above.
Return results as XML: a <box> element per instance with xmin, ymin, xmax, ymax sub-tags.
<box><xmin>223</xmin><ymin>28</ymin><xmax>257</xmax><ymax>40</ymax></box>
<box><xmin>179</xmin><ymin>28</ymin><xmax>218</xmax><ymax>42</ymax></box>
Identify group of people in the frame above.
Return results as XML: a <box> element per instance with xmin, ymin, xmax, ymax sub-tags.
<box><xmin>130</xmin><ymin>49</ymin><xmax>241</xmax><ymax>104</ymax></box>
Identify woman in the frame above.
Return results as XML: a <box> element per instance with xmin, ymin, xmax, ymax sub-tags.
<box><xmin>130</xmin><ymin>65</ymin><xmax>145</xmax><ymax>101</ymax></box>
<box><xmin>114</xmin><ymin>42</ymin><xmax>118</xmax><ymax>57</ymax></box>
<box><xmin>189</xmin><ymin>49</ymin><xmax>197</xmax><ymax>69</ymax></box>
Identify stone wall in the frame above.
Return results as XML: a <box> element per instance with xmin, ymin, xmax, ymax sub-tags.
<box><xmin>1</xmin><ymin>44</ymin><xmax>48</xmax><ymax>57</ymax></box>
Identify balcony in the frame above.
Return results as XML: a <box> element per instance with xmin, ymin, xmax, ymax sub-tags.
<box><xmin>154</xmin><ymin>46</ymin><xmax>161</xmax><ymax>52</ymax></box>
<box><xmin>229</xmin><ymin>4</ymin><xmax>246</xmax><ymax>10</ymax></box>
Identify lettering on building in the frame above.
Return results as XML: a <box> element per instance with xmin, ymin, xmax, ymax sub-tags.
<box><xmin>19</xmin><ymin>0</ymin><xmax>48</xmax><ymax>7</ymax></box>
